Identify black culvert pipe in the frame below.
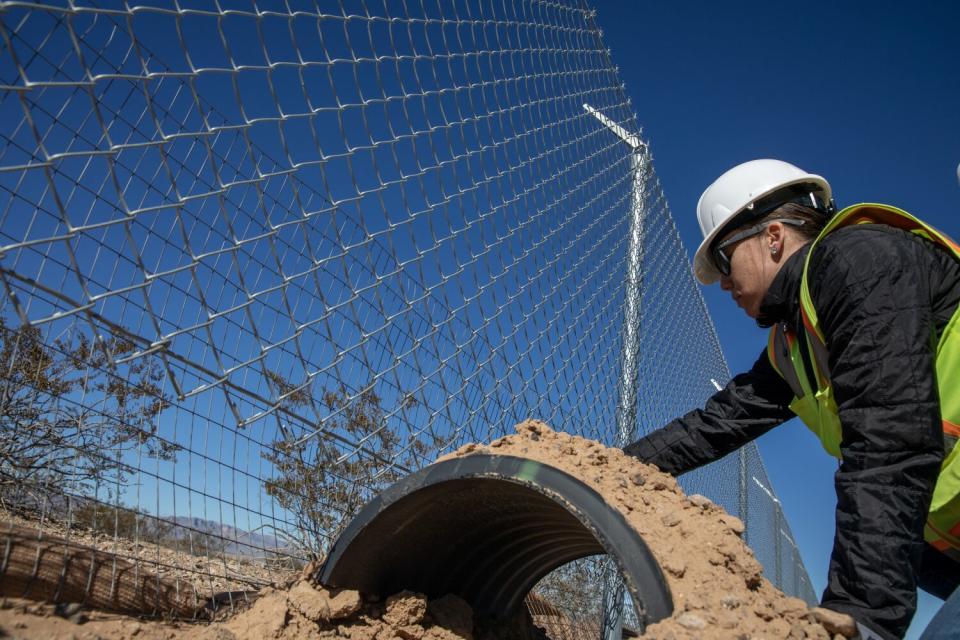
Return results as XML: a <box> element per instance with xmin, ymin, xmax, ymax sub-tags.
<box><xmin>318</xmin><ymin>454</ymin><xmax>673</xmax><ymax>628</ymax></box>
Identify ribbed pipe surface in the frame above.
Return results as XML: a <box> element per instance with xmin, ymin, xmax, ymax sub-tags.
<box><xmin>319</xmin><ymin>454</ymin><xmax>672</xmax><ymax>628</ymax></box>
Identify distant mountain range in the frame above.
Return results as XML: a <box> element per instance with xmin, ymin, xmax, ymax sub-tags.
<box><xmin>5</xmin><ymin>489</ymin><xmax>296</xmax><ymax>560</ymax></box>
<box><xmin>162</xmin><ymin>516</ymin><xmax>292</xmax><ymax>559</ymax></box>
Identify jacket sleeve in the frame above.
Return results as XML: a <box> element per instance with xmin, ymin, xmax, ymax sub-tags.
<box><xmin>809</xmin><ymin>228</ymin><xmax>945</xmax><ymax>640</ymax></box>
<box><xmin>623</xmin><ymin>349</ymin><xmax>794</xmax><ymax>475</ymax></box>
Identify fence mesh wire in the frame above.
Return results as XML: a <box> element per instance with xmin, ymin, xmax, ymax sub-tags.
<box><xmin>0</xmin><ymin>0</ymin><xmax>816</xmax><ymax>627</ymax></box>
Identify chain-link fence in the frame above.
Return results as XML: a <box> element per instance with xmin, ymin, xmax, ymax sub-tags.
<box><xmin>0</xmin><ymin>0</ymin><xmax>815</xmax><ymax>626</ymax></box>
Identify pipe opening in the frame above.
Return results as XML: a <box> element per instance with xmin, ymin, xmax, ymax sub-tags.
<box><xmin>319</xmin><ymin>454</ymin><xmax>672</xmax><ymax>630</ymax></box>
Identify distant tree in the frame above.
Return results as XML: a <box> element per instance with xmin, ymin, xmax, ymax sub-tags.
<box><xmin>263</xmin><ymin>374</ymin><xmax>428</xmax><ymax>557</ymax></box>
<box><xmin>0</xmin><ymin>318</ymin><xmax>176</xmax><ymax>508</ymax></box>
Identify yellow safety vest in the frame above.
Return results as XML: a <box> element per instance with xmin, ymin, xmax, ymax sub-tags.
<box><xmin>767</xmin><ymin>203</ymin><xmax>960</xmax><ymax>560</ymax></box>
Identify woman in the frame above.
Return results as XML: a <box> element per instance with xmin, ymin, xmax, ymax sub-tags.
<box><xmin>625</xmin><ymin>159</ymin><xmax>960</xmax><ymax>640</ymax></box>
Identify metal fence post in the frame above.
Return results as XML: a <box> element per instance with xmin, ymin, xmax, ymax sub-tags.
<box><xmin>714</xmin><ymin>378</ymin><xmax>750</xmax><ymax>547</ymax></box>
<box><xmin>774</xmin><ymin>505</ymin><xmax>783</xmax><ymax>588</ymax></box>
<box><xmin>794</xmin><ymin>545</ymin><xmax>800</xmax><ymax>596</ymax></box>
<box><xmin>740</xmin><ymin>448</ymin><xmax>749</xmax><ymax>545</ymax></box>
<box><xmin>582</xmin><ymin>104</ymin><xmax>647</xmax><ymax>640</ymax></box>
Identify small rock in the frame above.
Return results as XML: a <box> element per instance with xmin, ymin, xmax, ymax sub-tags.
<box><xmin>618</xmin><ymin>478</ymin><xmax>629</xmax><ymax>489</ymax></box>
<box><xmin>489</xmin><ymin>438</ymin><xmax>505</xmax><ymax>448</ymax></box>
<box><xmin>516</xmin><ymin>420</ymin><xmax>545</xmax><ymax>435</ymax></box>
<box><xmin>661</xmin><ymin>511</ymin><xmax>682</xmax><ymax>527</ymax></box>
<box><xmin>629</xmin><ymin>472</ymin><xmax>646</xmax><ymax>486</ymax></box>
<box><xmin>55</xmin><ymin>602</ymin><xmax>84</xmax><ymax>619</ymax></box>
<box><xmin>652</xmin><ymin>478</ymin><xmax>672</xmax><ymax>491</ymax></box>
<box><xmin>676</xmin><ymin>612</ymin><xmax>706</xmax><ymax>630</ymax></box>
<box><xmin>688</xmin><ymin>494</ymin><xmax>713</xmax><ymax>508</ymax></box>
<box><xmin>720</xmin><ymin>594</ymin><xmax>740</xmax><ymax>609</ymax></box>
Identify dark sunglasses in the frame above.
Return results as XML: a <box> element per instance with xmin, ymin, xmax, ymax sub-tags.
<box><xmin>712</xmin><ymin>218</ymin><xmax>806</xmax><ymax>276</ymax></box>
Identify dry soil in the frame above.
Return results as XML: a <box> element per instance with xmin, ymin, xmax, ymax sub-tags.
<box><xmin>0</xmin><ymin>420</ymin><xmax>857</xmax><ymax>639</ymax></box>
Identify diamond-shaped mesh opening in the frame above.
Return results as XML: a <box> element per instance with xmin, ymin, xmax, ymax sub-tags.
<box><xmin>0</xmin><ymin>0</ymin><xmax>817</xmax><ymax>624</ymax></box>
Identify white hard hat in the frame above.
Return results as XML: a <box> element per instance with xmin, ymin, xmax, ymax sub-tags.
<box><xmin>693</xmin><ymin>159</ymin><xmax>832</xmax><ymax>284</ymax></box>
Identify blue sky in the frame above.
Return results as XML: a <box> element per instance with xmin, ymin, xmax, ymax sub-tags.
<box><xmin>591</xmin><ymin>1</ymin><xmax>960</xmax><ymax>636</ymax></box>
<box><xmin>4</xmin><ymin>0</ymin><xmax>701</xmax><ymax>558</ymax></box>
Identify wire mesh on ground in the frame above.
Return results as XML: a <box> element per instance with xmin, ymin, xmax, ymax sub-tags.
<box><xmin>0</xmin><ymin>0</ymin><xmax>816</xmax><ymax>627</ymax></box>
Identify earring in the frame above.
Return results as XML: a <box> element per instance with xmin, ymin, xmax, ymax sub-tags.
<box><xmin>770</xmin><ymin>245</ymin><xmax>779</xmax><ymax>256</ymax></box>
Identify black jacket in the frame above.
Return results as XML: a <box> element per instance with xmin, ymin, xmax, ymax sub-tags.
<box><xmin>625</xmin><ymin>222</ymin><xmax>960</xmax><ymax>639</ymax></box>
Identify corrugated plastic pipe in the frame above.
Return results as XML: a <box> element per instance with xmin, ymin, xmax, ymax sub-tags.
<box><xmin>318</xmin><ymin>454</ymin><xmax>673</xmax><ymax>630</ymax></box>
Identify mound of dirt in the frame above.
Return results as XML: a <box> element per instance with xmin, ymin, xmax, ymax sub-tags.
<box><xmin>0</xmin><ymin>584</ymin><xmax>547</xmax><ymax>640</ymax></box>
<box><xmin>437</xmin><ymin>420</ymin><xmax>852</xmax><ymax>640</ymax></box>
<box><xmin>1</xmin><ymin>420</ymin><xmax>856</xmax><ymax>639</ymax></box>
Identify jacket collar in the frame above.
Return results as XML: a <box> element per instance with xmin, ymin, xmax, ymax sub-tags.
<box><xmin>756</xmin><ymin>242</ymin><xmax>812</xmax><ymax>329</ymax></box>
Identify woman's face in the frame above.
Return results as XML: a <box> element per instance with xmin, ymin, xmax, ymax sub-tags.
<box><xmin>716</xmin><ymin>224</ymin><xmax>781</xmax><ymax>318</ymax></box>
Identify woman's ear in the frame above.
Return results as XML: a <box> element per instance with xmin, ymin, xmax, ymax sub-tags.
<box><xmin>765</xmin><ymin>221</ymin><xmax>786</xmax><ymax>257</ymax></box>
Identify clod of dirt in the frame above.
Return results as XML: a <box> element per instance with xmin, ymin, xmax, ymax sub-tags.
<box><xmin>810</xmin><ymin>607</ymin><xmax>858</xmax><ymax>637</ymax></box>
<box><xmin>427</xmin><ymin>594</ymin><xmax>473</xmax><ymax>638</ymax></box>
<box><xmin>209</xmin><ymin>582</ymin><xmax>548</xmax><ymax>640</ymax></box>
<box><xmin>287</xmin><ymin>581</ymin><xmax>362</xmax><ymax>623</ymax></box>
<box><xmin>383</xmin><ymin>591</ymin><xmax>428</xmax><ymax>627</ymax></box>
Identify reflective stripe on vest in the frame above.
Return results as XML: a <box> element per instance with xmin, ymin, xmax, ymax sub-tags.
<box><xmin>766</xmin><ymin>203</ymin><xmax>960</xmax><ymax>559</ymax></box>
